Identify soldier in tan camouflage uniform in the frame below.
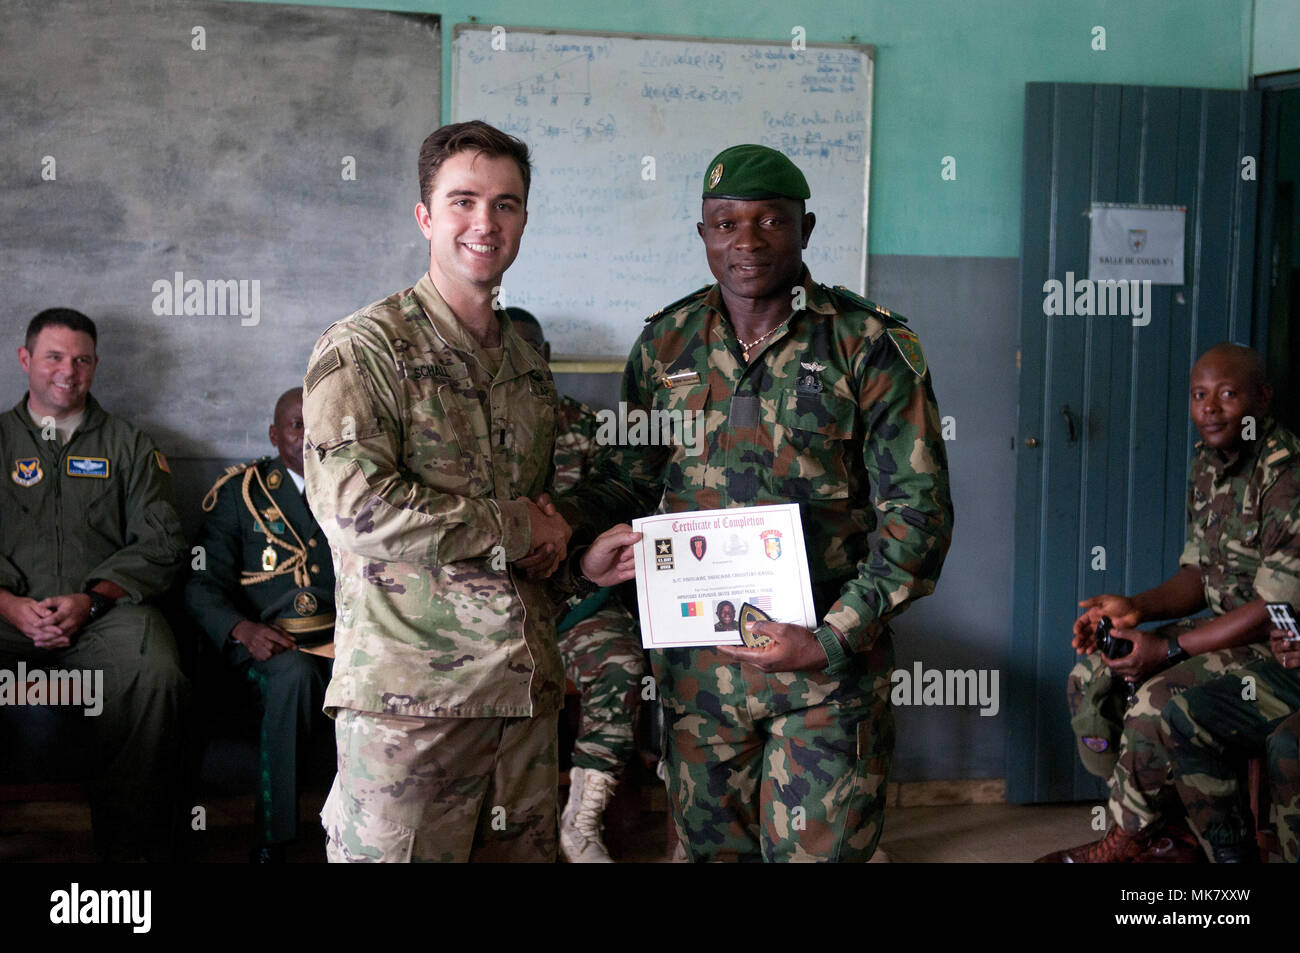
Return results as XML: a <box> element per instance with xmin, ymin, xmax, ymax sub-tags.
<box><xmin>1040</xmin><ymin>344</ymin><xmax>1300</xmax><ymax>863</ymax></box>
<box><xmin>507</xmin><ymin>307</ymin><xmax>646</xmax><ymax>863</ymax></box>
<box><xmin>302</xmin><ymin>122</ymin><xmax>577</xmax><ymax>862</ymax></box>
<box><xmin>557</xmin><ymin>145</ymin><xmax>955</xmax><ymax>862</ymax></box>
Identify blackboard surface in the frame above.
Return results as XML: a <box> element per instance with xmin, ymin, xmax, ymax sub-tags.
<box><xmin>0</xmin><ymin>0</ymin><xmax>441</xmax><ymax>458</ymax></box>
<box><xmin>453</xmin><ymin>26</ymin><xmax>873</xmax><ymax>357</ymax></box>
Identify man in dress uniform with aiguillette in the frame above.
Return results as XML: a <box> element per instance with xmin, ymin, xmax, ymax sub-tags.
<box><xmin>186</xmin><ymin>387</ymin><xmax>334</xmax><ymax>862</ymax></box>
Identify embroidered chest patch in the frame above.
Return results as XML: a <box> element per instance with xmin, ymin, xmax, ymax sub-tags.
<box><xmin>12</xmin><ymin>457</ymin><xmax>42</xmax><ymax>487</ymax></box>
<box><xmin>66</xmin><ymin>456</ymin><xmax>109</xmax><ymax>478</ymax></box>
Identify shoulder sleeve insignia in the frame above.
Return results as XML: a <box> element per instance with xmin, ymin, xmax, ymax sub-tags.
<box><xmin>644</xmin><ymin>286</ymin><xmax>711</xmax><ymax>324</ymax></box>
<box><xmin>305</xmin><ymin>347</ymin><xmax>342</xmax><ymax>395</ymax></box>
<box><xmin>885</xmin><ymin>327</ymin><xmax>928</xmax><ymax>379</ymax></box>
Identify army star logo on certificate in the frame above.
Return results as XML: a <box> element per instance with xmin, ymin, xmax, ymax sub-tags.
<box><xmin>629</xmin><ymin>503</ymin><xmax>817</xmax><ymax>649</ymax></box>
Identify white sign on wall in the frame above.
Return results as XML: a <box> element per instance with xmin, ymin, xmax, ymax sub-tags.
<box><xmin>1088</xmin><ymin>202</ymin><xmax>1186</xmax><ymax>285</ymax></box>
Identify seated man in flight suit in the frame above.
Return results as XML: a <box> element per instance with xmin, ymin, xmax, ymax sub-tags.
<box><xmin>0</xmin><ymin>307</ymin><xmax>189</xmax><ymax>861</ymax></box>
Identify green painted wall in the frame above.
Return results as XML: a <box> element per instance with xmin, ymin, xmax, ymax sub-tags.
<box><xmin>231</xmin><ymin>0</ymin><xmax>1252</xmax><ymax>256</ymax></box>
<box><xmin>1253</xmin><ymin>0</ymin><xmax>1300</xmax><ymax>75</ymax></box>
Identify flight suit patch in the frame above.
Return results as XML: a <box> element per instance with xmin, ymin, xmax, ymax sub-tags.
<box><xmin>11</xmin><ymin>457</ymin><xmax>42</xmax><ymax>487</ymax></box>
<box><xmin>66</xmin><ymin>456</ymin><xmax>109</xmax><ymax>478</ymax></box>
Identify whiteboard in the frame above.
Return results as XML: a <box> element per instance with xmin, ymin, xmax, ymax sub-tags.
<box><xmin>453</xmin><ymin>26</ymin><xmax>872</xmax><ymax>358</ymax></box>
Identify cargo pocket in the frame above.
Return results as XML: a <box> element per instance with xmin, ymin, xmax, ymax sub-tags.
<box><xmin>322</xmin><ymin>778</ymin><xmax>415</xmax><ymax>863</ymax></box>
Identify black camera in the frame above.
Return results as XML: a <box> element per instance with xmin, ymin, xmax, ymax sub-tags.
<box><xmin>1095</xmin><ymin>615</ymin><xmax>1132</xmax><ymax>659</ymax></box>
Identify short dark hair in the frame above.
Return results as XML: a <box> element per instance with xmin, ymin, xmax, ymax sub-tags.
<box><xmin>417</xmin><ymin>120</ymin><xmax>532</xmax><ymax>209</ymax></box>
<box><xmin>25</xmin><ymin>308</ymin><xmax>97</xmax><ymax>352</ymax></box>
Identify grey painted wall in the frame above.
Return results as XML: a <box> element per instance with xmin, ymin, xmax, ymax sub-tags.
<box><xmin>0</xmin><ymin>0</ymin><xmax>441</xmax><ymax>459</ymax></box>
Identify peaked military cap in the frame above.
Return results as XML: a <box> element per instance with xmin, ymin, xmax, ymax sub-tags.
<box><xmin>702</xmin><ymin>144</ymin><xmax>811</xmax><ymax>200</ymax></box>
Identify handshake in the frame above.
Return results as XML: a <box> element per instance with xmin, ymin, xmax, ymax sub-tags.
<box><xmin>512</xmin><ymin>493</ymin><xmax>641</xmax><ymax>589</ymax></box>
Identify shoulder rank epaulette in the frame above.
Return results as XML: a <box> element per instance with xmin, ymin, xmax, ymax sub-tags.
<box><xmin>644</xmin><ymin>285</ymin><xmax>711</xmax><ymax>324</ymax></box>
<box><xmin>829</xmin><ymin>286</ymin><xmax>928</xmax><ymax>379</ymax></box>
<box><xmin>828</xmin><ymin>285</ymin><xmax>910</xmax><ymax>325</ymax></box>
<box><xmin>200</xmin><ymin>458</ymin><xmax>264</xmax><ymax>512</ymax></box>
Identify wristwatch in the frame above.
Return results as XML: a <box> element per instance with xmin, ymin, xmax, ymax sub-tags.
<box><xmin>1166</xmin><ymin>634</ymin><xmax>1190</xmax><ymax>666</ymax></box>
<box><xmin>85</xmin><ymin>589</ymin><xmax>113</xmax><ymax>621</ymax></box>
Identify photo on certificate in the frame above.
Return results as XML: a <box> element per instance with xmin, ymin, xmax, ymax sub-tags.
<box><xmin>630</xmin><ymin>503</ymin><xmax>818</xmax><ymax>649</ymax></box>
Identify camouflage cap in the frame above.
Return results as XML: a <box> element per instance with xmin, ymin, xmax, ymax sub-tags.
<box><xmin>702</xmin><ymin>144</ymin><xmax>810</xmax><ymax>201</ymax></box>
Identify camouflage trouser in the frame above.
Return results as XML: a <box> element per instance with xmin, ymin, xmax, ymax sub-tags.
<box><xmin>1066</xmin><ymin>621</ymin><xmax>1196</xmax><ymax>779</ymax></box>
<box><xmin>654</xmin><ymin>634</ymin><xmax>894</xmax><ymax>863</ymax></box>
<box><xmin>557</xmin><ymin>603</ymin><xmax>645</xmax><ymax>774</ymax></box>
<box><xmin>322</xmin><ymin>708</ymin><xmax>558</xmax><ymax>862</ymax></box>
<box><xmin>1067</xmin><ymin>636</ymin><xmax>1271</xmax><ymax>831</ymax></box>
<box><xmin>1269</xmin><ymin>710</ymin><xmax>1300</xmax><ymax>862</ymax></box>
<box><xmin>1160</xmin><ymin>656</ymin><xmax>1300</xmax><ymax>858</ymax></box>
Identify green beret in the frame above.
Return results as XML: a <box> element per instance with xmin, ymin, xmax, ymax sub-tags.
<box><xmin>702</xmin><ymin>144</ymin><xmax>810</xmax><ymax>201</ymax></box>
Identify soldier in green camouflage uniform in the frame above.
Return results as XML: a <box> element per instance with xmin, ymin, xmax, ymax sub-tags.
<box><xmin>1268</xmin><ymin>709</ymin><xmax>1300</xmax><ymax>861</ymax></box>
<box><xmin>302</xmin><ymin>122</ymin><xmax>575</xmax><ymax>862</ymax></box>
<box><xmin>508</xmin><ymin>307</ymin><xmax>646</xmax><ymax>863</ymax></box>
<box><xmin>1040</xmin><ymin>344</ymin><xmax>1300</xmax><ymax>863</ymax></box>
<box><xmin>1159</xmin><ymin>622</ymin><xmax>1300</xmax><ymax>862</ymax></box>
<box><xmin>557</xmin><ymin>145</ymin><xmax>954</xmax><ymax>862</ymax></box>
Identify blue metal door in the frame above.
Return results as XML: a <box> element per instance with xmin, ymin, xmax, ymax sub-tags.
<box><xmin>1008</xmin><ymin>83</ymin><xmax>1261</xmax><ymax>803</ymax></box>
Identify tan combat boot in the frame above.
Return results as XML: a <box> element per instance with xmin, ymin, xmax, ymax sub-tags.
<box><xmin>560</xmin><ymin>766</ymin><xmax>617</xmax><ymax>863</ymax></box>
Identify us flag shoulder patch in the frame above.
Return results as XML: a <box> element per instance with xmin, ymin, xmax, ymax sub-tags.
<box><xmin>305</xmin><ymin>348</ymin><xmax>342</xmax><ymax>395</ymax></box>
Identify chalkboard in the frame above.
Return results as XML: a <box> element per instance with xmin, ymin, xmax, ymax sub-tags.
<box><xmin>452</xmin><ymin>26</ymin><xmax>873</xmax><ymax>358</ymax></box>
<box><xmin>0</xmin><ymin>0</ymin><xmax>440</xmax><ymax>459</ymax></box>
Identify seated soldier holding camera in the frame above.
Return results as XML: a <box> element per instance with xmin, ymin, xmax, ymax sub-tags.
<box><xmin>1039</xmin><ymin>343</ymin><xmax>1300</xmax><ymax>863</ymax></box>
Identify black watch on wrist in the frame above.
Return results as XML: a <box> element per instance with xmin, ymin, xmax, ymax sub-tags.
<box><xmin>85</xmin><ymin>589</ymin><xmax>113</xmax><ymax>621</ymax></box>
<box><xmin>1167</xmin><ymin>635</ymin><xmax>1189</xmax><ymax>666</ymax></box>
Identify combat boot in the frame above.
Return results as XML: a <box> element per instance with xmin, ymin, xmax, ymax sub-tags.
<box><xmin>560</xmin><ymin>766</ymin><xmax>617</xmax><ymax>863</ymax></box>
<box><xmin>1036</xmin><ymin>820</ymin><xmax>1204</xmax><ymax>863</ymax></box>
<box><xmin>1036</xmin><ymin>824</ymin><xmax>1147</xmax><ymax>863</ymax></box>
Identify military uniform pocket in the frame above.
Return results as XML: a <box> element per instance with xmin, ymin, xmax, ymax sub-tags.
<box><xmin>773</xmin><ymin>390</ymin><xmax>857</xmax><ymax>499</ymax></box>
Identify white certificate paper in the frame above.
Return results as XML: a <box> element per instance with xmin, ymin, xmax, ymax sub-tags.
<box><xmin>631</xmin><ymin>503</ymin><xmax>817</xmax><ymax>649</ymax></box>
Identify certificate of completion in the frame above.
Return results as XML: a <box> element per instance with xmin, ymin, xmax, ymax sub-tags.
<box><xmin>630</xmin><ymin>503</ymin><xmax>817</xmax><ymax>649</ymax></box>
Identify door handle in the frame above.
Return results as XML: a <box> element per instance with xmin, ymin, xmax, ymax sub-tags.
<box><xmin>1061</xmin><ymin>404</ymin><xmax>1077</xmax><ymax>444</ymax></box>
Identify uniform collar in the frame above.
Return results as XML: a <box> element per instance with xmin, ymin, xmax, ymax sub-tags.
<box><xmin>411</xmin><ymin>273</ymin><xmax>546</xmax><ymax>381</ymax></box>
<box><xmin>8</xmin><ymin>393</ymin><xmax>106</xmax><ymax>440</ymax></box>
<box><xmin>1196</xmin><ymin>415</ymin><xmax>1277</xmax><ymax>477</ymax></box>
<box><xmin>262</xmin><ymin>457</ymin><xmax>316</xmax><ymax>536</ymax></box>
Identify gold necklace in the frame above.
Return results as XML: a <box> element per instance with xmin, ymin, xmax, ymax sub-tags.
<box><xmin>738</xmin><ymin>319</ymin><xmax>790</xmax><ymax>361</ymax></box>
